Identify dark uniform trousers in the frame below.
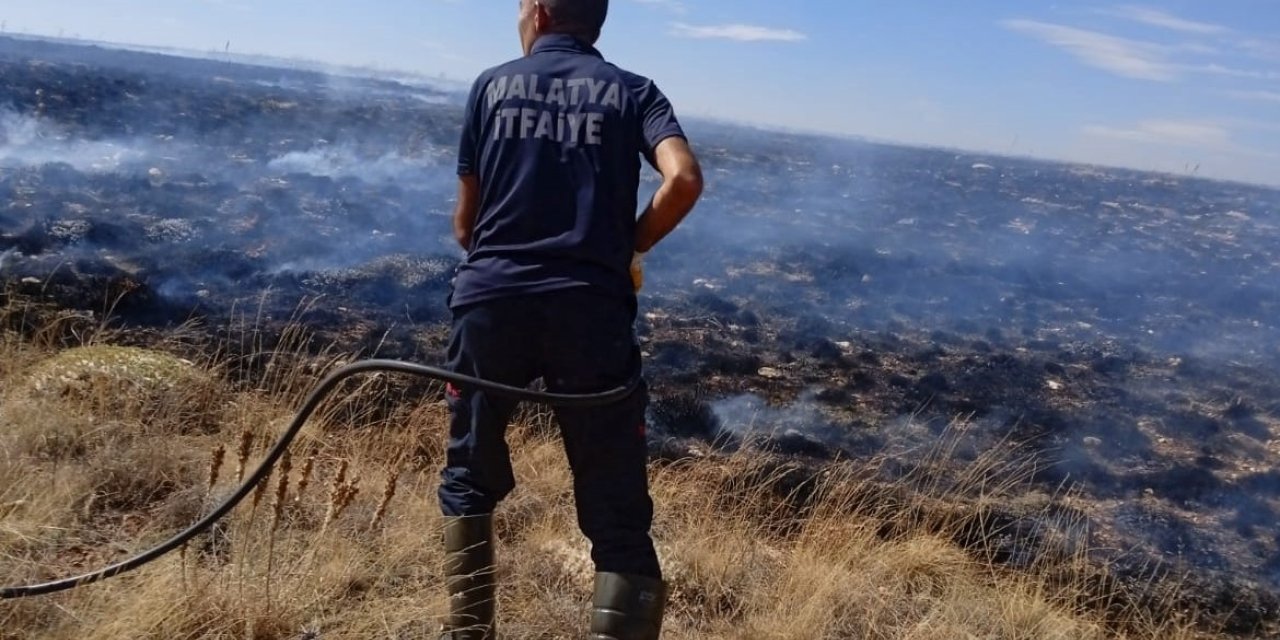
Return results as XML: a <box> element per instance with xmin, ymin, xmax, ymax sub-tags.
<box><xmin>438</xmin><ymin>288</ymin><xmax>661</xmax><ymax>579</ymax></box>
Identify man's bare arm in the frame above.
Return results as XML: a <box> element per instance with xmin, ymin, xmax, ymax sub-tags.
<box><xmin>635</xmin><ymin>136</ymin><xmax>703</xmax><ymax>253</ymax></box>
<box><xmin>452</xmin><ymin>174</ymin><xmax>481</xmax><ymax>251</ymax></box>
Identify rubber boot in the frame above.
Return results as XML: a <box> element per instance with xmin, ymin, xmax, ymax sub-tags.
<box><xmin>439</xmin><ymin>515</ymin><xmax>496</xmax><ymax>640</ymax></box>
<box><xmin>588</xmin><ymin>572</ymin><xmax>667</xmax><ymax>640</ymax></box>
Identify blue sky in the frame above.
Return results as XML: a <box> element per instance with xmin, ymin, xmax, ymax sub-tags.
<box><xmin>2</xmin><ymin>1</ymin><xmax>1278</xmax><ymax>185</ymax></box>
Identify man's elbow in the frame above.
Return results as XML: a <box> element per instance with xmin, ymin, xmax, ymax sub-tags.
<box><xmin>670</xmin><ymin>163</ymin><xmax>704</xmax><ymax>203</ymax></box>
<box><xmin>452</xmin><ymin>213</ymin><xmax>473</xmax><ymax>250</ymax></box>
<box><xmin>453</xmin><ymin>225</ymin><xmax>471</xmax><ymax>251</ymax></box>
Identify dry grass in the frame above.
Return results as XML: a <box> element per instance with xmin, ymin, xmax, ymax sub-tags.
<box><xmin>0</xmin><ymin>301</ymin><xmax>1215</xmax><ymax>639</ymax></box>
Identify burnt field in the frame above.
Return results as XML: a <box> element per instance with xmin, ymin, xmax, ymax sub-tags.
<box><xmin>2</xmin><ymin>35</ymin><xmax>1280</xmax><ymax>635</ymax></box>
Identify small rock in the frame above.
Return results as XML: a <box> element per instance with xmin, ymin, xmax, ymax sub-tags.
<box><xmin>1046</xmin><ymin>379</ymin><xmax>1064</xmax><ymax>391</ymax></box>
<box><xmin>757</xmin><ymin>366</ymin><xmax>782</xmax><ymax>379</ymax></box>
<box><xmin>1083</xmin><ymin>436</ymin><xmax>1102</xmax><ymax>447</ymax></box>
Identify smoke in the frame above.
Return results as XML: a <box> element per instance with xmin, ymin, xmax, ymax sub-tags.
<box><xmin>319</xmin><ymin>71</ymin><xmax>463</xmax><ymax>105</ymax></box>
<box><xmin>712</xmin><ymin>392</ymin><xmax>828</xmax><ymax>438</ymax></box>
<box><xmin>4</xmin><ymin>34</ymin><xmax>1277</xmax><ymax>369</ymax></box>
<box><xmin>266</xmin><ymin>143</ymin><xmax>448</xmax><ymax>185</ymax></box>
<box><xmin>2</xmin><ymin>38</ymin><xmax>1277</xmax><ymax>363</ymax></box>
<box><xmin>654</xmin><ymin>121</ymin><xmax>1280</xmax><ymax>366</ymax></box>
<box><xmin>709</xmin><ymin>391</ymin><xmax>882</xmax><ymax>459</ymax></box>
<box><xmin>0</xmin><ymin>246</ymin><xmax>21</xmax><ymax>273</ymax></box>
<box><xmin>0</xmin><ymin>110</ymin><xmax>150</xmax><ymax>172</ymax></box>
<box><xmin>0</xmin><ymin>38</ymin><xmax>464</xmax><ymax>286</ymax></box>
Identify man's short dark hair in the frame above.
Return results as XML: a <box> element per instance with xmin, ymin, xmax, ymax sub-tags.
<box><xmin>541</xmin><ymin>0</ymin><xmax>609</xmax><ymax>44</ymax></box>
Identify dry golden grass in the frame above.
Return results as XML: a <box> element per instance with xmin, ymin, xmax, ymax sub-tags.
<box><xmin>0</xmin><ymin>302</ymin><xmax>1215</xmax><ymax>639</ymax></box>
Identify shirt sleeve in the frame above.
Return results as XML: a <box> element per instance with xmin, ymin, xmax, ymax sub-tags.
<box><xmin>456</xmin><ymin>75</ymin><xmax>485</xmax><ymax>177</ymax></box>
<box><xmin>634</xmin><ymin>79</ymin><xmax>685</xmax><ymax>157</ymax></box>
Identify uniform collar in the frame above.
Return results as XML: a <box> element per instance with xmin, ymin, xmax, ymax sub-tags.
<box><xmin>530</xmin><ymin>33</ymin><xmax>603</xmax><ymax>58</ymax></box>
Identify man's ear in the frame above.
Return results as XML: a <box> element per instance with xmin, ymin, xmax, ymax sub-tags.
<box><xmin>534</xmin><ymin>1</ymin><xmax>552</xmax><ymax>31</ymax></box>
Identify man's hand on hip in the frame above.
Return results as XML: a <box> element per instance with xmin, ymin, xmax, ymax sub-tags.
<box><xmin>630</xmin><ymin>251</ymin><xmax>646</xmax><ymax>292</ymax></box>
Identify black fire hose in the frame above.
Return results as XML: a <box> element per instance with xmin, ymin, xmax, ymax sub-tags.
<box><xmin>1</xmin><ymin>359</ymin><xmax>639</xmax><ymax>599</ymax></box>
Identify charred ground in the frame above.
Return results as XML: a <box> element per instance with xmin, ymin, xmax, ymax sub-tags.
<box><xmin>2</xmin><ymin>35</ymin><xmax>1279</xmax><ymax>636</ymax></box>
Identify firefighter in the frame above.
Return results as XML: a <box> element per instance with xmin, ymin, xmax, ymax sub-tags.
<box><xmin>438</xmin><ymin>0</ymin><xmax>703</xmax><ymax>638</ymax></box>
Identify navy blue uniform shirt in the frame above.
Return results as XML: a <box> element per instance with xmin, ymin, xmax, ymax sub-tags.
<box><xmin>450</xmin><ymin>34</ymin><xmax>685</xmax><ymax>309</ymax></box>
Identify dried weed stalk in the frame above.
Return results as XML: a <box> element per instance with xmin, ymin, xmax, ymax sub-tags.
<box><xmin>294</xmin><ymin>453</ymin><xmax>316</xmax><ymax>505</ymax></box>
<box><xmin>271</xmin><ymin>449</ymin><xmax>292</xmax><ymax>531</ymax></box>
<box><xmin>235</xmin><ymin>428</ymin><xmax>254</xmax><ymax>482</ymax></box>
<box><xmin>324</xmin><ymin>459</ymin><xmax>358</xmax><ymax>526</ymax></box>
<box><xmin>370</xmin><ymin>464</ymin><xmax>401</xmax><ymax>529</ymax></box>
<box><xmin>207</xmin><ymin>444</ymin><xmax>226</xmax><ymax>492</ymax></box>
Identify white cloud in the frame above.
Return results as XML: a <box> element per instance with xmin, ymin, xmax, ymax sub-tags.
<box><xmin>1082</xmin><ymin>119</ymin><xmax>1231</xmax><ymax>148</ymax></box>
<box><xmin>1227</xmin><ymin>89</ymin><xmax>1280</xmax><ymax>104</ymax></box>
<box><xmin>632</xmin><ymin>0</ymin><xmax>686</xmax><ymax>14</ymax></box>
<box><xmin>1002</xmin><ymin>18</ymin><xmax>1280</xmax><ymax>83</ymax></box>
<box><xmin>1001</xmin><ymin>19</ymin><xmax>1176</xmax><ymax>80</ymax></box>
<box><xmin>1105</xmin><ymin>5</ymin><xmax>1230</xmax><ymax>35</ymax></box>
<box><xmin>1209</xmin><ymin>115</ymin><xmax>1280</xmax><ymax>136</ymax></box>
<box><xmin>1238</xmin><ymin>37</ymin><xmax>1280</xmax><ymax>61</ymax></box>
<box><xmin>669</xmin><ymin>22</ymin><xmax>806</xmax><ymax>43</ymax></box>
<box><xmin>196</xmin><ymin>0</ymin><xmax>254</xmax><ymax>10</ymax></box>
<box><xmin>1184</xmin><ymin>63</ymin><xmax>1280</xmax><ymax>81</ymax></box>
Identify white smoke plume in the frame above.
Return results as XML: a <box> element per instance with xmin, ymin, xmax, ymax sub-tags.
<box><xmin>266</xmin><ymin>143</ymin><xmax>448</xmax><ymax>184</ymax></box>
<box><xmin>0</xmin><ymin>110</ymin><xmax>149</xmax><ymax>172</ymax></box>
